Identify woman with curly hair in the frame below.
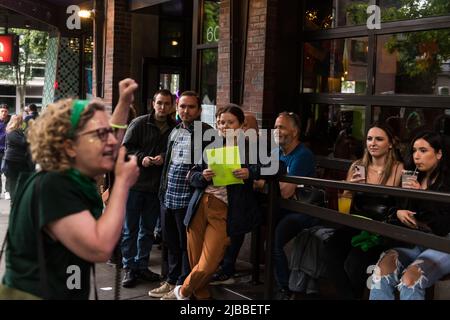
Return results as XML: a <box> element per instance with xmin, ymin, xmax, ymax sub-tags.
<box><xmin>1</xmin><ymin>79</ymin><xmax>140</xmax><ymax>300</ymax></box>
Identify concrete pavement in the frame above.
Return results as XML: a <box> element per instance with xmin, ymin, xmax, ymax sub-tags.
<box><xmin>0</xmin><ymin>192</ymin><xmax>258</xmax><ymax>300</ymax></box>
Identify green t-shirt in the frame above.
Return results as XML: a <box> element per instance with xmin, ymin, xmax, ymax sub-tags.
<box><xmin>2</xmin><ymin>171</ymin><xmax>102</xmax><ymax>299</ymax></box>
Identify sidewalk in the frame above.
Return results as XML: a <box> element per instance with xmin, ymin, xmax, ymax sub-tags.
<box><xmin>0</xmin><ymin>193</ymin><xmax>262</xmax><ymax>300</ymax></box>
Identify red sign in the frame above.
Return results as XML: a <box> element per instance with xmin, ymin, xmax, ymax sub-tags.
<box><xmin>0</xmin><ymin>35</ymin><xmax>14</xmax><ymax>64</ymax></box>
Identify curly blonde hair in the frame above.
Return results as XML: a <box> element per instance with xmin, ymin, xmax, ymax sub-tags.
<box><xmin>27</xmin><ymin>98</ymin><xmax>105</xmax><ymax>172</ymax></box>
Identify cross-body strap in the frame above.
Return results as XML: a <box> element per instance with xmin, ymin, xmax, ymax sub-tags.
<box><xmin>0</xmin><ymin>231</ymin><xmax>6</xmax><ymax>263</ymax></box>
<box><xmin>32</xmin><ymin>174</ymin><xmax>50</xmax><ymax>300</ymax></box>
<box><xmin>92</xmin><ymin>264</ymin><xmax>98</xmax><ymax>300</ymax></box>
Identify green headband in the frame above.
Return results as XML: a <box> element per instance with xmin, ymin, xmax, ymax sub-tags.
<box><xmin>69</xmin><ymin>99</ymin><xmax>90</xmax><ymax>138</ymax></box>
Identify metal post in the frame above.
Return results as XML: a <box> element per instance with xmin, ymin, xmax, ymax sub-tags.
<box><xmin>264</xmin><ymin>180</ymin><xmax>279</xmax><ymax>299</ymax></box>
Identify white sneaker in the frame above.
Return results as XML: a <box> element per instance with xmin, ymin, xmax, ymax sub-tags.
<box><xmin>4</xmin><ymin>192</ymin><xmax>10</xmax><ymax>200</ymax></box>
<box><xmin>173</xmin><ymin>285</ymin><xmax>189</xmax><ymax>300</ymax></box>
<box><xmin>149</xmin><ymin>282</ymin><xmax>175</xmax><ymax>298</ymax></box>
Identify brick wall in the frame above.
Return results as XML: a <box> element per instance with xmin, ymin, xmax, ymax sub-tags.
<box><xmin>101</xmin><ymin>0</ymin><xmax>131</xmax><ymax>108</ymax></box>
<box><xmin>216</xmin><ymin>0</ymin><xmax>231</xmax><ymax>109</ymax></box>
<box><xmin>217</xmin><ymin>0</ymin><xmax>278</xmax><ymax>129</ymax></box>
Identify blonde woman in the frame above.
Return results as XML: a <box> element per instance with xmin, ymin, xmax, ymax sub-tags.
<box><xmin>3</xmin><ymin>114</ymin><xmax>34</xmax><ymax>202</ymax></box>
<box><xmin>1</xmin><ymin>79</ymin><xmax>140</xmax><ymax>300</ymax></box>
<box><xmin>328</xmin><ymin>122</ymin><xmax>403</xmax><ymax>299</ymax></box>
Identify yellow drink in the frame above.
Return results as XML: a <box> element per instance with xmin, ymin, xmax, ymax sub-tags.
<box><xmin>338</xmin><ymin>197</ymin><xmax>352</xmax><ymax>214</ymax></box>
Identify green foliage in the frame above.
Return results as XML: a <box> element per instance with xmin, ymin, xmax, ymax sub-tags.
<box><xmin>381</xmin><ymin>0</ymin><xmax>450</xmax><ymax>83</ymax></box>
<box><xmin>0</xmin><ymin>28</ymin><xmax>48</xmax><ymax>108</ymax></box>
<box><xmin>0</xmin><ymin>28</ymin><xmax>48</xmax><ymax>82</ymax></box>
<box><xmin>346</xmin><ymin>2</ymin><xmax>370</xmax><ymax>25</ymax></box>
<box><xmin>347</xmin><ymin>0</ymin><xmax>450</xmax><ymax>88</ymax></box>
<box><xmin>201</xmin><ymin>1</ymin><xmax>220</xmax><ymax>68</ymax></box>
<box><xmin>202</xmin><ymin>1</ymin><xmax>220</xmax><ymax>44</ymax></box>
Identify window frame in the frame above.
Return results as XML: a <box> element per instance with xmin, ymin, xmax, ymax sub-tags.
<box><xmin>300</xmin><ymin>0</ymin><xmax>450</xmax><ymax>154</ymax></box>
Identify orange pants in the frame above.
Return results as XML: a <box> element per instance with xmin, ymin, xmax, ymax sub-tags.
<box><xmin>181</xmin><ymin>193</ymin><xmax>230</xmax><ymax>299</ymax></box>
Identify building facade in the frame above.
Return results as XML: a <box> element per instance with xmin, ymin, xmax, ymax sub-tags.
<box><xmin>1</xmin><ymin>0</ymin><xmax>450</xmax><ymax>160</ymax></box>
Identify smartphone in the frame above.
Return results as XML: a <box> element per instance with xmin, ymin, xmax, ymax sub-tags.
<box><xmin>354</xmin><ymin>165</ymin><xmax>366</xmax><ymax>180</ymax></box>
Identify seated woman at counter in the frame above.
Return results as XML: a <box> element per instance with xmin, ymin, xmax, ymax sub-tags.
<box><xmin>369</xmin><ymin>131</ymin><xmax>450</xmax><ymax>300</ymax></box>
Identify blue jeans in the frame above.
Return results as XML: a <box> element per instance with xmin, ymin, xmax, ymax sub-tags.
<box><xmin>161</xmin><ymin>204</ymin><xmax>190</xmax><ymax>285</ymax></box>
<box><xmin>121</xmin><ymin>190</ymin><xmax>160</xmax><ymax>270</ymax></box>
<box><xmin>369</xmin><ymin>246</ymin><xmax>450</xmax><ymax>300</ymax></box>
<box><xmin>273</xmin><ymin>210</ymin><xmax>319</xmax><ymax>290</ymax></box>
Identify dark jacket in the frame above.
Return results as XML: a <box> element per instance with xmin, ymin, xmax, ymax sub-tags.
<box><xmin>389</xmin><ymin>176</ymin><xmax>450</xmax><ymax>237</ymax></box>
<box><xmin>0</xmin><ymin>116</ymin><xmax>10</xmax><ymax>152</ymax></box>
<box><xmin>158</xmin><ymin>120</ymin><xmax>213</xmax><ymax>202</ymax></box>
<box><xmin>123</xmin><ymin>113</ymin><xmax>175</xmax><ymax>193</ymax></box>
<box><xmin>24</xmin><ymin>111</ymin><xmax>39</xmax><ymax>124</ymax></box>
<box><xmin>184</xmin><ymin>138</ymin><xmax>262</xmax><ymax>237</ymax></box>
<box><xmin>5</xmin><ymin>129</ymin><xmax>33</xmax><ymax>168</ymax></box>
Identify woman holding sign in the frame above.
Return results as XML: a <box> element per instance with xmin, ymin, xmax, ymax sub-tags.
<box><xmin>172</xmin><ymin>104</ymin><xmax>260</xmax><ymax>300</ymax></box>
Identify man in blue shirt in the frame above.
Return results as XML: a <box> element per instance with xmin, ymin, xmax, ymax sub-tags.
<box><xmin>272</xmin><ymin>112</ymin><xmax>318</xmax><ymax>299</ymax></box>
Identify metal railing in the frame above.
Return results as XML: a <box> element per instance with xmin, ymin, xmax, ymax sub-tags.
<box><xmin>263</xmin><ymin>175</ymin><xmax>450</xmax><ymax>299</ymax></box>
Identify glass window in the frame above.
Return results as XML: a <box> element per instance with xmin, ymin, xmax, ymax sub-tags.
<box><xmin>375</xmin><ymin>29</ymin><xmax>450</xmax><ymax>95</ymax></box>
<box><xmin>0</xmin><ymin>97</ymin><xmax>15</xmax><ymax>112</ymax></box>
<box><xmin>84</xmin><ymin>36</ymin><xmax>93</xmax><ymax>99</ymax></box>
<box><xmin>31</xmin><ymin>66</ymin><xmax>45</xmax><ymax>78</ymax></box>
<box><xmin>160</xmin><ymin>20</ymin><xmax>183</xmax><ymax>58</ymax></box>
<box><xmin>201</xmin><ymin>0</ymin><xmax>220</xmax><ymax>44</ymax></box>
<box><xmin>0</xmin><ymin>85</ymin><xmax>16</xmax><ymax>96</ymax></box>
<box><xmin>304</xmin><ymin>103</ymin><xmax>366</xmax><ymax>160</ymax></box>
<box><xmin>380</xmin><ymin>0</ymin><xmax>450</xmax><ymax>23</ymax></box>
<box><xmin>304</xmin><ymin>0</ymin><xmax>370</xmax><ymax>30</ymax></box>
<box><xmin>159</xmin><ymin>73</ymin><xmax>180</xmax><ymax>93</ymax></box>
<box><xmin>373</xmin><ymin>106</ymin><xmax>449</xmax><ymax>159</ymax></box>
<box><xmin>303</xmin><ymin>37</ymin><xmax>368</xmax><ymax>94</ymax></box>
<box><xmin>199</xmin><ymin>48</ymin><xmax>218</xmax><ymax>106</ymax></box>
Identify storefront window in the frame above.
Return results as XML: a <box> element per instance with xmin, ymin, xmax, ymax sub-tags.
<box><xmin>303</xmin><ymin>37</ymin><xmax>368</xmax><ymax>94</ymax></box>
<box><xmin>194</xmin><ymin>0</ymin><xmax>220</xmax><ymax>128</ymax></box>
<box><xmin>380</xmin><ymin>0</ymin><xmax>450</xmax><ymax>23</ymax></box>
<box><xmin>160</xmin><ymin>20</ymin><xmax>184</xmax><ymax>58</ymax></box>
<box><xmin>304</xmin><ymin>104</ymin><xmax>366</xmax><ymax>160</ymax></box>
<box><xmin>201</xmin><ymin>0</ymin><xmax>220</xmax><ymax>44</ymax></box>
<box><xmin>304</xmin><ymin>0</ymin><xmax>369</xmax><ymax>30</ymax></box>
<box><xmin>375</xmin><ymin>29</ymin><xmax>450</xmax><ymax>95</ymax></box>
<box><xmin>373</xmin><ymin>106</ymin><xmax>450</xmax><ymax>158</ymax></box>
<box><xmin>301</xmin><ymin>1</ymin><xmax>450</xmax><ymax>162</ymax></box>
<box><xmin>199</xmin><ymin>48</ymin><xmax>218</xmax><ymax>106</ymax></box>
<box><xmin>84</xmin><ymin>36</ymin><xmax>93</xmax><ymax>99</ymax></box>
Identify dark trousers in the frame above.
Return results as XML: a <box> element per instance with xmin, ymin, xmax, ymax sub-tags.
<box><xmin>0</xmin><ymin>152</ymin><xmax>7</xmax><ymax>193</ymax></box>
<box><xmin>273</xmin><ymin>210</ymin><xmax>319</xmax><ymax>290</ymax></box>
<box><xmin>5</xmin><ymin>160</ymin><xmax>33</xmax><ymax>203</ymax></box>
<box><xmin>121</xmin><ymin>190</ymin><xmax>160</xmax><ymax>270</ymax></box>
<box><xmin>221</xmin><ymin>233</ymin><xmax>245</xmax><ymax>276</ymax></box>
<box><xmin>325</xmin><ymin>227</ymin><xmax>387</xmax><ymax>299</ymax></box>
<box><xmin>161</xmin><ymin>204</ymin><xmax>190</xmax><ymax>285</ymax></box>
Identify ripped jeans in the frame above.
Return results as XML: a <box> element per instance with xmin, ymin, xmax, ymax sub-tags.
<box><xmin>369</xmin><ymin>246</ymin><xmax>450</xmax><ymax>300</ymax></box>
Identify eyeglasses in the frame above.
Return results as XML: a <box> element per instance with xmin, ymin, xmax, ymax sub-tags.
<box><xmin>78</xmin><ymin>127</ymin><xmax>115</xmax><ymax>142</ymax></box>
